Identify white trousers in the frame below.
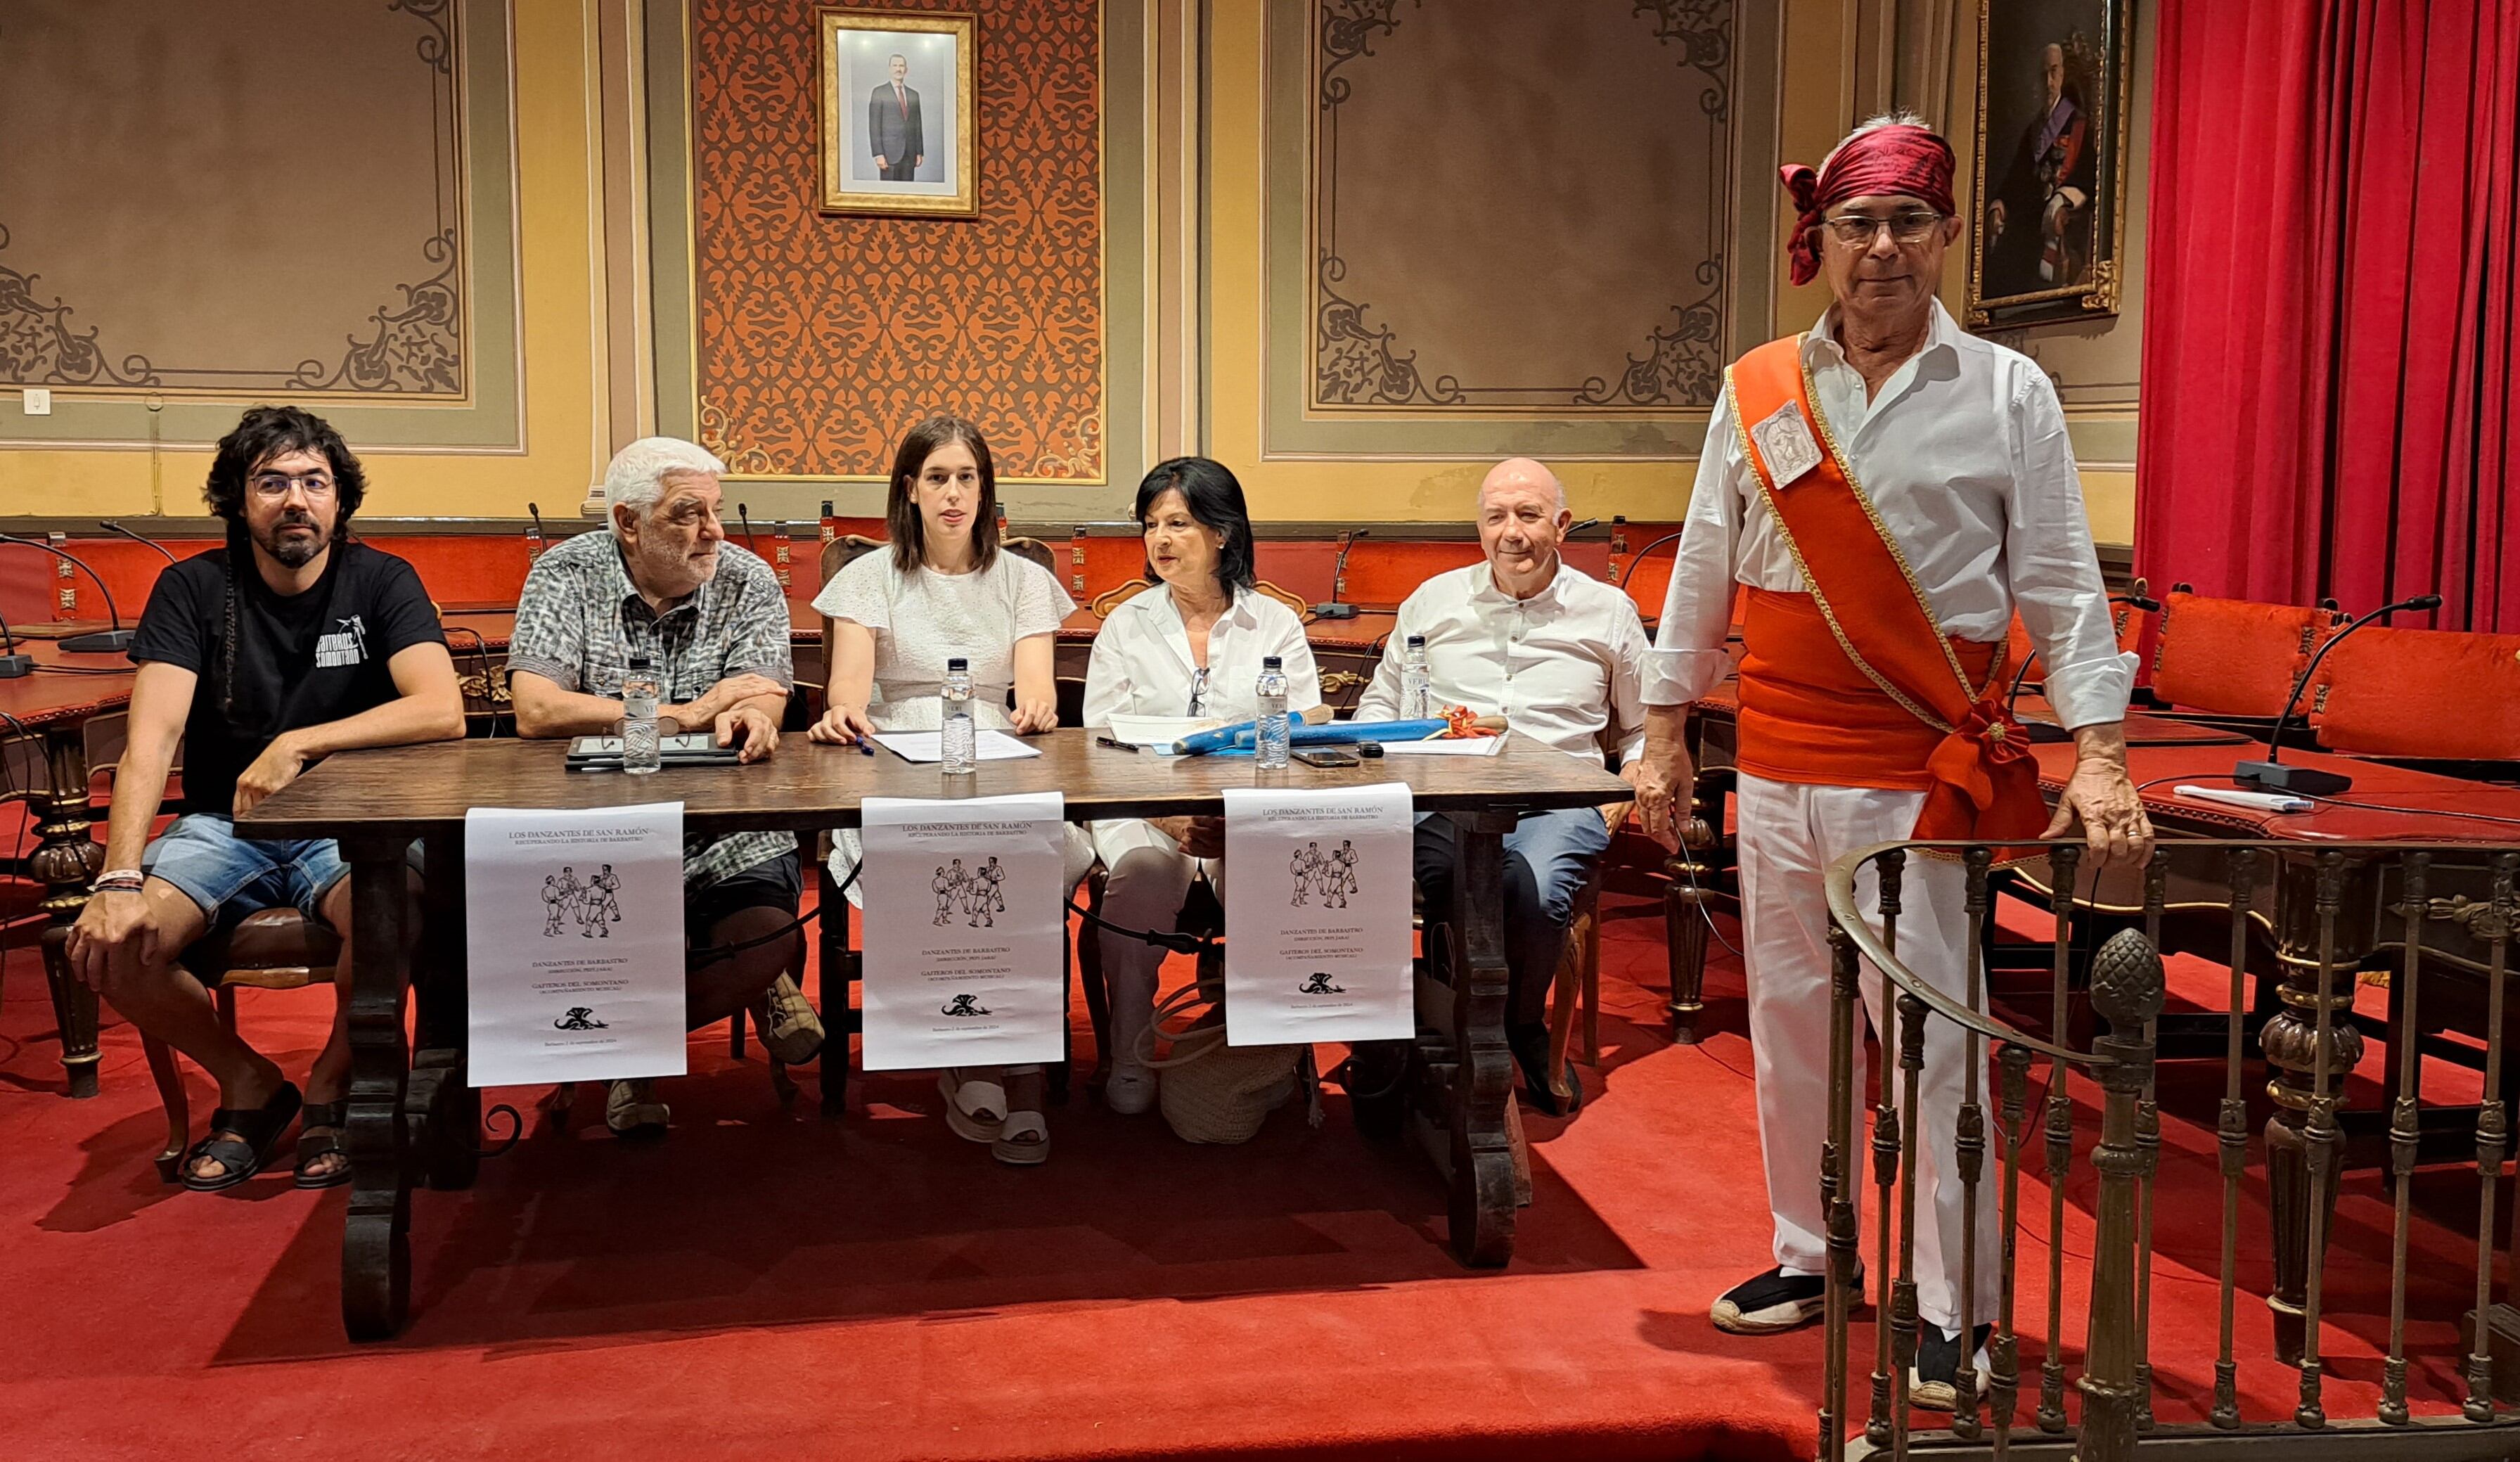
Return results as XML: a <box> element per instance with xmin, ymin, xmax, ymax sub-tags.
<box><xmin>1088</xmin><ymin>819</ymin><xmax>1223</xmax><ymax>1076</ymax></box>
<box><xmin>1735</xmin><ymin>771</ymin><xmax>2002</xmax><ymax>1333</ymax></box>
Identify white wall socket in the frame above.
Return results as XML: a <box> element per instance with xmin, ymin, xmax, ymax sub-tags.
<box><xmin>22</xmin><ymin>389</ymin><xmax>51</xmax><ymax>415</ymax></box>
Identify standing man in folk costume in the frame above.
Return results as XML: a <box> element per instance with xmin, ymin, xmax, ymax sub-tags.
<box><xmin>1633</xmin><ymin>112</ymin><xmax>2153</xmax><ymax>1406</ymax></box>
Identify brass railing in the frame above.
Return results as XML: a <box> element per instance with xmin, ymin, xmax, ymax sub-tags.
<box><xmin>1820</xmin><ymin>838</ymin><xmax>2520</xmax><ymax>1460</ymax></box>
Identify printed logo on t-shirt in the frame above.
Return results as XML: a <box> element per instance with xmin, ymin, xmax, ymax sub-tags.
<box><xmin>314</xmin><ymin>615</ymin><xmax>370</xmax><ymax>669</ymax></box>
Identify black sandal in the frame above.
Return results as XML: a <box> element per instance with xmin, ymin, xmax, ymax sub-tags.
<box><xmin>182</xmin><ymin>1081</ymin><xmax>303</xmax><ymax>1193</ymax></box>
<box><xmin>294</xmin><ymin>1101</ymin><xmax>352</xmax><ymax>1190</ymax></box>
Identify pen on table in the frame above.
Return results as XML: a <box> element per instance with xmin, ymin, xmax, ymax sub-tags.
<box><xmin>1095</xmin><ymin>735</ymin><xmax>1143</xmax><ymax>753</ymax></box>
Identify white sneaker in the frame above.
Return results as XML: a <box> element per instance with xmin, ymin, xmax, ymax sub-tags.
<box><xmin>605</xmin><ymin>1078</ymin><xmax>669</xmax><ymax>1137</ymax></box>
<box><xmin>757</xmin><ymin>974</ymin><xmax>827</xmax><ymax>1064</ymax></box>
<box><xmin>1105</xmin><ymin>1066</ymin><xmax>1157</xmax><ymax>1115</ymax></box>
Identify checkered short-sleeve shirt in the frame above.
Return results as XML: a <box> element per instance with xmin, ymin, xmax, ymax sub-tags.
<box><xmin>508</xmin><ymin>530</ymin><xmax>797</xmax><ymax>888</ymax></box>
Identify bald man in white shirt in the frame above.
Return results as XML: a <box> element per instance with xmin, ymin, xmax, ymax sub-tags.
<box><xmin>1358</xmin><ymin>457</ymin><xmax>1649</xmax><ymax>1117</ymax></box>
<box><xmin>1633</xmin><ymin>112</ymin><xmax>2151</xmax><ymax>1409</ymax></box>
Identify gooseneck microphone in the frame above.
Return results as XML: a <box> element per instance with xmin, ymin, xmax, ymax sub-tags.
<box><xmin>526</xmin><ymin>501</ymin><xmax>550</xmax><ymax>560</ymax></box>
<box><xmin>98</xmin><ymin>520</ymin><xmax>180</xmax><ymax>567</ymax></box>
<box><xmin>0</xmin><ymin>605</ymin><xmax>30</xmax><ymax>678</ymax></box>
<box><xmin>0</xmin><ymin>534</ymin><xmax>134</xmax><ymax>653</ymax></box>
<box><xmin>2235</xmin><ymin>592</ymin><xmax>2443</xmax><ymax>797</ymax></box>
<box><xmin>1565</xmin><ymin>518</ymin><xmax>1601</xmax><ymax>535</ymax></box>
<box><xmin>1312</xmin><ymin>527</ymin><xmax>1370</xmax><ymax>620</ymax></box>
<box><xmin>738</xmin><ymin>501</ymin><xmax>760</xmax><ymax>555</ymax></box>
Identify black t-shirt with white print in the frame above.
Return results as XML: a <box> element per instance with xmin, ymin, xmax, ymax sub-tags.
<box><xmin>129</xmin><ymin>539</ymin><xmax>446</xmax><ymax>816</ymax></box>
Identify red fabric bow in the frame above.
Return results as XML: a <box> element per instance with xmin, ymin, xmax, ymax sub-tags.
<box><xmin>1917</xmin><ymin>700</ymin><xmax>2049</xmax><ymax>845</ymax></box>
<box><xmin>1780</xmin><ymin>124</ymin><xmax>1958</xmax><ymax>287</ymax></box>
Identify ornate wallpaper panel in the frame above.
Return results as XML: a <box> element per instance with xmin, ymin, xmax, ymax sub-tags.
<box><xmin>1310</xmin><ymin>0</ymin><xmax>1734</xmax><ymax>411</ymax></box>
<box><xmin>0</xmin><ymin>0</ymin><xmax>468</xmax><ymax>398</ymax></box>
<box><xmin>690</xmin><ymin>0</ymin><xmax>1102</xmax><ymax>480</ymax></box>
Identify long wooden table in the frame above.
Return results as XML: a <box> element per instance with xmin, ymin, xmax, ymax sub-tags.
<box><xmin>1</xmin><ymin>641</ymin><xmax>139</xmax><ymax>1098</ymax></box>
<box><xmin>239</xmin><ymin>728</ymin><xmax>1628</xmax><ymax>1339</ymax></box>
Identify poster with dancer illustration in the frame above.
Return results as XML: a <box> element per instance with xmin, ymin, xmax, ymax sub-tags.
<box><xmin>1222</xmin><ymin>783</ymin><xmax>1412</xmax><ymax>1045</ymax></box>
<box><xmin>859</xmin><ymin>791</ymin><xmax>1067</xmax><ymax>1070</ymax></box>
<box><xmin>465</xmin><ymin>802</ymin><xmax>686</xmax><ymax>1086</ymax></box>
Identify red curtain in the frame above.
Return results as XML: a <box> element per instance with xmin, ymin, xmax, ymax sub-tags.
<box><xmin>2136</xmin><ymin>0</ymin><xmax>2520</xmax><ymax>631</ymax></box>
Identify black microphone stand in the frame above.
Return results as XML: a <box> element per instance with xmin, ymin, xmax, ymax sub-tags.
<box><xmin>2235</xmin><ymin>592</ymin><xmax>2443</xmax><ymax>797</ymax></box>
<box><xmin>0</xmin><ymin>534</ymin><xmax>134</xmax><ymax>653</ymax></box>
<box><xmin>738</xmin><ymin>502</ymin><xmax>760</xmax><ymax>556</ymax></box>
<box><xmin>1312</xmin><ymin>527</ymin><xmax>1370</xmax><ymax>620</ymax></box>
<box><xmin>98</xmin><ymin>520</ymin><xmax>180</xmax><ymax>567</ymax></box>
<box><xmin>0</xmin><ymin>605</ymin><xmax>31</xmax><ymax>678</ymax></box>
<box><xmin>526</xmin><ymin>501</ymin><xmax>550</xmax><ymax>562</ymax></box>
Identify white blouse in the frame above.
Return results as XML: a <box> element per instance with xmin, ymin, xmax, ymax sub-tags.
<box><xmin>1084</xmin><ymin>584</ymin><xmax>1323</xmax><ymax>726</ymax></box>
<box><xmin>813</xmin><ymin>550</ymin><xmax>1074</xmax><ymax>731</ymax></box>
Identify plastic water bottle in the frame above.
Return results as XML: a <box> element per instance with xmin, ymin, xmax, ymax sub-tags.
<box><xmin>1255</xmin><ymin>655</ymin><xmax>1290</xmax><ymax>769</ymax></box>
<box><xmin>941</xmin><ymin>656</ymin><xmax>977</xmax><ymax>774</ymax></box>
<box><xmin>621</xmin><ymin>651</ymin><xmax>661</xmax><ymax>775</ymax></box>
<box><xmin>1401</xmin><ymin>633</ymin><xmax>1432</xmax><ymax>721</ymax></box>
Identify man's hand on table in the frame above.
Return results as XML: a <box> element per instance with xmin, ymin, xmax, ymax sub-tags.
<box><xmin>2043</xmin><ymin>722</ymin><xmax>2155</xmax><ymax>870</ymax></box>
<box><xmin>662</xmin><ymin>672</ymin><xmax>788</xmax><ymax>736</ymax></box>
<box><xmin>233</xmin><ymin>731</ymin><xmax>311</xmax><ymax>816</ymax></box>
<box><xmin>714</xmin><ymin>703</ymin><xmax>780</xmax><ymax>764</ymax></box>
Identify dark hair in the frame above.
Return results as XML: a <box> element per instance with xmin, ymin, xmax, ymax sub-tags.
<box><xmin>1134</xmin><ymin>456</ymin><xmax>1256</xmax><ymax>596</ymax></box>
<box><xmin>202</xmin><ymin>404</ymin><xmax>368</xmax><ymax>526</ymax></box>
<box><xmin>885</xmin><ymin>414</ymin><xmax>1000</xmax><ymax>574</ymax></box>
<box><xmin>203</xmin><ymin>406</ymin><xmax>365</xmax><ymax>723</ymax></box>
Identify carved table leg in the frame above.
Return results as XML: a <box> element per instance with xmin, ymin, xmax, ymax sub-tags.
<box><xmin>1444</xmin><ymin>809</ymin><xmax>1517</xmax><ymax>1267</ymax></box>
<box><xmin>2261</xmin><ymin>852</ymin><xmax>2375</xmax><ymax>1367</ymax></box>
<box><xmin>412</xmin><ymin>829</ymin><xmax>477</xmax><ymax>1192</ymax></box>
<box><xmin>342</xmin><ymin>835</ymin><xmax>416</xmax><ymax>1341</ymax></box>
<box><xmin>31</xmin><ymin>726</ymin><xmax>102</xmax><ymax>1098</ymax></box>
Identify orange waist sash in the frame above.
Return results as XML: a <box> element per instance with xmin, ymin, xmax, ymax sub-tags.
<box><xmin>1736</xmin><ymin>589</ymin><xmax>2002</xmax><ymax>792</ymax></box>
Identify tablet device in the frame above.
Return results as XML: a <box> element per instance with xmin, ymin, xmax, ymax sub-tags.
<box><xmin>565</xmin><ymin>732</ymin><xmax>743</xmax><ymax>768</ymax></box>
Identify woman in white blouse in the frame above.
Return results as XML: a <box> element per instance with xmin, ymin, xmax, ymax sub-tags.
<box><xmin>809</xmin><ymin>414</ymin><xmax>1096</xmax><ymax>1165</ymax></box>
<box><xmin>1083</xmin><ymin>457</ymin><xmax>1322</xmax><ymax>1114</ymax></box>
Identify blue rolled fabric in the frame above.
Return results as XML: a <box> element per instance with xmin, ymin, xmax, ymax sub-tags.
<box><xmin>1170</xmin><ymin>717</ymin><xmax>1449</xmax><ymax>757</ymax></box>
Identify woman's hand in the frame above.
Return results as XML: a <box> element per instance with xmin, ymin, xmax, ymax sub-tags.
<box><xmin>1010</xmin><ymin>697</ymin><xmax>1059</xmax><ymax>734</ymax></box>
<box><xmin>809</xmin><ymin>703</ymin><xmax>878</xmax><ymax>745</ymax></box>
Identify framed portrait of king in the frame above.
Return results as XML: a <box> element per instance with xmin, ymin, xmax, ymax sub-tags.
<box><xmin>1964</xmin><ymin>0</ymin><xmax>2134</xmax><ymax>326</ymax></box>
<box><xmin>816</xmin><ymin>8</ymin><xmax>978</xmax><ymax>218</ymax></box>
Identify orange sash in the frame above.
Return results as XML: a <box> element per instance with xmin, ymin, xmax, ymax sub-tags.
<box><xmin>1726</xmin><ymin>336</ymin><xmax>2048</xmax><ymax>845</ymax></box>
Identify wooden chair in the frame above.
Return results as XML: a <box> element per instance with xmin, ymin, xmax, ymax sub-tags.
<box><xmin>143</xmin><ymin>909</ymin><xmax>342</xmax><ymax>1182</ymax></box>
<box><xmin>2148</xmin><ymin>586</ymin><xmax>2343</xmax><ymax>724</ymax></box>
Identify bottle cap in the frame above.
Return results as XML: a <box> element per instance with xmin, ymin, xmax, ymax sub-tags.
<box><xmin>1262</xmin><ymin>655</ymin><xmax>1282</xmax><ymax>669</ymax></box>
<box><xmin>947</xmin><ymin>656</ymin><xmax>968</xmax><ymax>671</ymax></box>
<box><xmin>628</xmin><ymin>650</ymin><xmax>652</xmax><ymax>668</ymax></box>
<box><xmin>1406</xmin><ymin>634</ymin><xmax>1425</xmax><ymax>649</ymax></box>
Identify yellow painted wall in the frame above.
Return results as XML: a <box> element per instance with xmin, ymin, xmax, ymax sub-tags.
<box><xmin>0</xmin><ymin>2</ymin><xmax>606</xmax><ymax>520</ymax></box>
<box><xmin>1203</xmin><ymin>0</ymin><xmax>2140</xmax><ymax>543</ymax></box>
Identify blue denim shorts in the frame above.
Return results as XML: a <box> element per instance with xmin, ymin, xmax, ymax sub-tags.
<box><xmin>140</xmin><ymin>814</ymin><xmax>352</xmax><ymax>931</ymax></box>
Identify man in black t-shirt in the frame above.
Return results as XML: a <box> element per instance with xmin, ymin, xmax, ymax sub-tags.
<box><xmin>65</xmin><ymin>406</ymin><xmax>463</xmax><ymax>1193</ymax></box>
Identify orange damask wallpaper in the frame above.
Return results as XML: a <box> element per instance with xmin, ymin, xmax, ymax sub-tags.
<box><xmin>691</xmin><ymin>0</ymin><xmax>1102</xmax><ymax>480</ymax></box>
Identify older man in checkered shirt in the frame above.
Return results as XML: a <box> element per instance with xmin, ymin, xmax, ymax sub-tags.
<box><xmin>508</xmin><ymin>437</ymin><xmax>825</xmax><ymax>1137</ymax></box>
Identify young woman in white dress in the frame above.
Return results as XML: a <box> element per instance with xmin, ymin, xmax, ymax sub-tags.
<box><xmin>810</xmin><ymin>414</ymin><xmax>1096</xmax><ymax>1165</ymax></box>
<box><xmin>1081</xmin><ymin>457</ymin><xmax>1322</xmax><ymax>1113</ymax></box>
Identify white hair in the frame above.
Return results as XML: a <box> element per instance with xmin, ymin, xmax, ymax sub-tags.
<box><xmin>603</xmin><ymin>437</ymin><xmax>725</xmax><ymax>533</ymax></box>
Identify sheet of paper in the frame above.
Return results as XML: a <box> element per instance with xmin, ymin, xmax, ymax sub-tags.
<box><xmin>466</xmin><ymin>802</ymin><xmax>687</xmax><ymax>1086</ymax></box>
<box><xmin>1221</xmin><ymin>782</ymin><xmax>1414</xmax><ymax>1046</ymax></box>
<box><xmin>1105</xmin><ymin>713</ymin><xmax>1223</xmax><ymax>748</ymax></box>
<box><xmin>871</xmin><ymin>729</ymin><xmax>1043</xmax><ymax>763</ymax></box>
<box><xmin>1377</xmin><ymin>736</ymin><xmax>1508</xmax><ymax>757</ymax></box>
<box><xmin>859</xmin><ymin>792</ymin><xmax>1069</xmax><ymax>1070</ymax></box>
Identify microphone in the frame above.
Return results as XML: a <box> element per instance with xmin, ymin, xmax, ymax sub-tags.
<box><xmin>0</xmin><ymin>534</ymin><xmax>133</xmax><ymax>653</ymax></box>
<box><xmin>2235</xmin><ymin>592</ymin><xmax>2443</xmax><ymax>797</ymax></box>
<box><xmin>98</xmin><ymin>520</ymin><xmax>179</xmax><ymax>567</ymax></box>
<box><xmin>1565</xmin><ymin>518</ymin><xmax>1601</xmax><ymax>535</ymax></box>
<box><xmin>1312</xmin><ymin>528</ymin><xmax>1370</xmax><ymax>620</ymax></box>
<box><xmin>738</xmin><ymin>501</ymin><xmax>759</xmax><ymax>554</ymax></box>
<box><xmin>0</xmin><ymin>603</ymin><xmax>30</xmax><ymax>678</ymax></box>
<box><xmin>526</xmin><ymin>501</ymin><xmax>548</xmax><ymax>560</ymax></box>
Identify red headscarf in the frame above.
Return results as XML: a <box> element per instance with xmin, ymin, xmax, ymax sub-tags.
<box><xmin>1780</xmin><ymin>124</ymin><xmax>1957</xmax><ymax>287</ymax></box>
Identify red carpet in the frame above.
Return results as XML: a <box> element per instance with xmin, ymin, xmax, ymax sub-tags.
<box><xmin>0</xmin><ymin>890</ymin><xmax>2488</xmax><ymax>1460</ymax></box>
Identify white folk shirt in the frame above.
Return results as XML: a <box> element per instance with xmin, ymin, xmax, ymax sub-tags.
<box><xmin>1358</xmin><ymin>560</ymin><xmax>1650</xmax><ymax>767</ymax></box>
<box><xmin>1084</xmin><ymin>584</ymin><xmax>1323</xmax><ymax>725</ymax></box>
<box><xmin>1647</xmin><ymin>300</ymin><xmax>2135</xmax><ymax>731</ymax></box>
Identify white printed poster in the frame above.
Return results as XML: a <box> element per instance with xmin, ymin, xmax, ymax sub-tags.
<box><xmin>859</xmin><ymin>792</ymin><xmax>1069</xmax><ymax>1070</ymax></box>
<box><xmin>465</xmin><ymin>802</ymin><xmax>688</xmax><ymax>1086</ymax></box>
<box><xmin>1221</xmin><ymin>783</ymin><xmax>1413</xmax><ymax>1045</ymax></box>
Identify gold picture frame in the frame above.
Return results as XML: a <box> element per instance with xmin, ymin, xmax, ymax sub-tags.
<box><xmin>1964</xmin><ymin>0</ymin><xmax>2135</xmax><ymax>327</ymax></box>
<box><xmin>816</xmin><ymin>8</ymin><xmax>977</xmax><ymax>218</ymax></box>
